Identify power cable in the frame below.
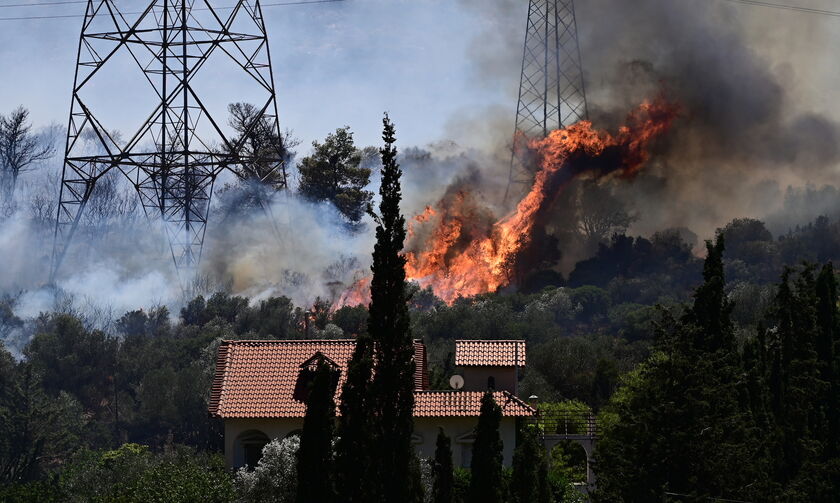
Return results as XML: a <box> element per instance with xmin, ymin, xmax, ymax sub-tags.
<box><xmin>0</xmin><ymin>1</ymin><xmax>85</xmax><ymax>8</ymax></box>
<box><xmin>0</xmin><ymin>0</ymin><xmax>836</xmax><ymax>22</ymax></box>
<box><xmin>0</xmin><ymin>0</ymin><xmax>344</xmax><ymax>20</ymax></box>
<box><xmin>720</xmin><ymin>0</ymin><xmax>840</xmax><ymax>17</ymax></box>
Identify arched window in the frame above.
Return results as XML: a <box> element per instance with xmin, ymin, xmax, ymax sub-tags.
<box><xmin>234</xmin><ymin>430</ymin><xmax>270</xmax><ymax>469</ymax></box>
<box><xmin>487</xmin><ymin>376</ymin><xmax>496</xmax><ymax>390</ymax></box>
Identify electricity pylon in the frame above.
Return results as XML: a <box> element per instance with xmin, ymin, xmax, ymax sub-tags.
<box><xmin>51</xmin><ymin>0</ymin><xmax>287</xmax><ymax>288</ymax></box>
<box><xmin>505</xmin><ymin>0</ymin><xmax>588</xmax><ymax>202</ymax></box>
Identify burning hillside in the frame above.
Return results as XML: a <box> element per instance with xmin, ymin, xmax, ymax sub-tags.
<box><xmin>339</xmin><ymin>96</ymin><xmax>679</xmax><ymax>306</ymax></box>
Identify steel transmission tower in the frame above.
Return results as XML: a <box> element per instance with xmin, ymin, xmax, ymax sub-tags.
<box><xmin>505</xmin><ymin>0</ymin><xmax>588</xmax><ymax>202</ymax></box>
<box><xmin>51</xmin><ymin>0</ymin><xmax>286</xmax><ymax>286</ymax></box>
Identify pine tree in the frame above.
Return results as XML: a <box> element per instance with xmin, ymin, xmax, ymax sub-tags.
<box><xmin>432</xmin><ymin>428</ymin><xmax>454</xmax><ymax>503</ymax></box>
<box><xmin>367</xmin><ymin>113</ymin><xmax>419</xmax><ymax>502</ymax></box>
<box><xmin>334</xmin><ymin>332</ymin><xmax>375</xmax><ymax>502</ymax></box>
<box><xmin>296</xmin><ymin>358</ymin><xmax>337</xmax><ymax>503</ymax></box>
<box><xmin>469</xmin><ymin>392</ymin><xmax>504</xmax><ymax>503</ymax></box>
<box><xmin>298</xmin><ymin>126</ymin><xmax>373</xmax><ymax>223</ymax></box>
<box><xmin>511</xmin><ymin>427</ymin><xmax>551</xmax><ymax>503</ymax></box>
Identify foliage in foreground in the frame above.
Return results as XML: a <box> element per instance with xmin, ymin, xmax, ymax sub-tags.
<box><xmin>594</xmin><ymin>237</ymin><xmax>840</xmax><ymax>502</ymax></box>
<box><xmin>235</xmin><ymin>437</ymin><xmax>299</xmax><ymax>503</ymax></box>
<box><xmin>0</xmin><ymin>443</ymin><xmax>233</xmax><ymax>503</ymax></box>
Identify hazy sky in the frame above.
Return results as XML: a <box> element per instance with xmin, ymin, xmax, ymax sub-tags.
<box><xmin>0</xmin><ymin>0</ymin><xmax>838</xmax><ymax>155</ymax></box>
<box><xmin>0</xmin><ymin>0</ymin><xmax>525</xmax><ymax>153</ymax></box>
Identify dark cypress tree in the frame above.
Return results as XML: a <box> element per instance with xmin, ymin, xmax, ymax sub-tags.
<box><xmin>685</xmin><ymin>234</ymin><xmax>734</xmax><ymax>352</ymax></box>
<box><xmin>334</xmin><ymin>332</ymin><xmax>375</xmax><ymax>502</ymax></box>
<box><xmin>816</xmin><ymin>263</ymin><xmax>838</xmax><ymax>457</ymax></box>
<box><xmin>296</xmin><ymin>358</ymin><xmax>337</xmax><ymax>503</ymax></box>
<box><xmin>595</xmin><ymin>235</ymin><xmax>768</xmax><ymax>501</ymax></box>
<box><xmin>765</xmin><ymin>265</ymin><xmax>830</xmax><ymax>496</ymax></box>
<box><xmin>367</xmin><ymin>113</ymin><xmax>418</xmax><ymax>501</ymax></box>
<box><xmin>432</xmin><ymin>428</ymin><xmax>454</xmax><ymax>503</ymax></box>
<box><xmin>469</xmin><ymin>392</ymin><xmax>504</xmax><ymax>503</ymax></box>
<box><xmin>511</xmin><ymin>427</ymin><xmax>551</xmax><ymax>503</ymax></box>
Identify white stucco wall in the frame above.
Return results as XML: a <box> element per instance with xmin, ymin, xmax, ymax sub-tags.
<box><xmin>413</xmin><ymin>416</ymin><xmax>518</xmax><ymax>467</ymax></box>
<box><xmin>461</xmin><ymin>367</ymin><xmax>518</xmax><ymax>394</ymax></box>
<box><xmin>224</xmin><ymin>416</ymin><xmax>519</xmax><ymax>468</ymax></box>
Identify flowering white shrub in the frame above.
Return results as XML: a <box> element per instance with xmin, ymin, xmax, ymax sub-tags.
<box><xmin>419</xmin><ymin>457</ymin><xmax>433</xmax><ymax>503</ymax></box>
<box><xmin>234</xmin><ymin>436</ymin><xmax>299</xmax><ymax>503</ymax></box>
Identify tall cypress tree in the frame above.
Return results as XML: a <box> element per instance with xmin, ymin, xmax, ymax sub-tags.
<box><xmin>367</xmin><ymin>113</ymin><xmax>418</xmax><ymax>501</ymax></box>
<box><xmin>433</xmin><ymin>428</ymin><xmax>454</xmax><ymax>503</ymax></box>
<box><xmin>469</xmin><ymin>392</ymin><xmax>504</xmax><ymax>503</ymax></box>
<box><xmin>680</xmin><ymin>236</ymin><xmax>765</xmax><ymax>498</ymax></box>
<box><xmin>296</xmin><ymin>358</ymin><xmax>337</xmax><ymax>503</ymax></box>
<box><xmin>335</xmin><ymin>332</ymin><xmax>375</xmax><ymax>502</ymax></box>
<box><xmin>685</xmin><ymin>234</ymin><xmax>734</xmax><ymax>353</ymax></box>
<box><xmin>766</xmin><ymin>265</ymin><xmax>827</xmax><ymax>489</ymax></box>
<box><xmin>816</xmin><ymin>263</ymin><xmax>838</xmax><ymax>457</ymax></box>
<box><xmin>595</xmin><ymin>235</ymin><xmax>768</xmax><ymax>501</ymax></box>
<box><xmin>511</xmin><ymin>427</ymin><xmax>551</xmax><ymax>503</ymax></box>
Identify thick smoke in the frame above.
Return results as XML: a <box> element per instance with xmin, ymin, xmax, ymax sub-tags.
<box><xmin>0</xmin><ymin>142</ymin><xmax>499</xmax><ymax>355</ymax></box>
<box><xmin>458</xmin><ymin>0</ymin><xmax>840</xmax><ymax>241</ymax></box>
<box><xmin>202</xmin><ymin>187</ymin><xmax>375</xmax><ymax>307</ymax></box>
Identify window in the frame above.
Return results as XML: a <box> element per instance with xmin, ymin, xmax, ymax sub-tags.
<box><xmin>234</xmin><ymin>430</ymin><xmax>270</xmax><ymax>469</ymax></box>
<box><xmin>244</xmin><ymin>443</ymin><xmax>263</xmax><ymax>469</ymax></box>
<box><xmin>456</xmin><ymin>432</ymin><xmax>476</xmax><ymax>469</ymax></box>
<box><xmin>461</xmin><ymin>443</ymin><xmax>473</xmax><ymax>468</ymax></box>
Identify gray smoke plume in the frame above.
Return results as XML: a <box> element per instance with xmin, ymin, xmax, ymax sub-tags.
<box><xmin>458</xmin><ymin>0</ymin><xmax>840</xmax><ymax>241</ymax></box>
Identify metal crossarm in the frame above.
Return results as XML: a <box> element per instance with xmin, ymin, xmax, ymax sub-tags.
<box><xmin>505</xmin><ymin>0</ymin><xmax>588</xmax><ymax>202</ymax></box>
<box><xmin>51</xmin><ymin>0</ymin><xmax>287</xmax><ymax>289</ymax></box>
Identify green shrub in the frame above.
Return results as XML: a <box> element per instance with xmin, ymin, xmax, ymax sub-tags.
<box><xmin>452</xmin><ymin>467</ymin><xmax>470</xmax><ymax>503</ymax></box>
<box><xmin>59</xmin><ymin>443</ymin><xmax>233</xmax><ymax>503</ymax></box>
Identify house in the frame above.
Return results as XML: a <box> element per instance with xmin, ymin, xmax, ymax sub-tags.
<box><xmin>209</xmin><ymin>338</ymin><xmax>534</xmax><ymax>469</ymax></box>
<box><xmin>455</xmin><ymin>339</ymin><xmax>526</xmax><ymax>394</ymax></box>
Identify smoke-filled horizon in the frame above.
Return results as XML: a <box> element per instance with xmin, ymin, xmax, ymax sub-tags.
<box><xmin>457</xmin><ymin>0</ymin><xmax>840</xmax><ymax>238</ymax></box>
<box><xmin>3</xmin><ymin>0</ymin><xmax>840</xmax><ymax>355</ymax></box>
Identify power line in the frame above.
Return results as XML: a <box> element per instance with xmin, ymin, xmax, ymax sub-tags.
<box><xmin>0</xmin><ymin>0</ymin><xmax>344</xmax><ymax>20</ymax></box>
<box><xmin>1</xmin><ymin>0</ymin><xmax>836</xmax><ymax>22</ymax></box>
<box><xmin>720</xmin><ymin>0</ymin><xmax>840</xmax><ymax>17</ymax></box>
<box><xmin>0</xmin><ymin>1</ymin><xmax>85</xmax><ymax>8</ymax></box>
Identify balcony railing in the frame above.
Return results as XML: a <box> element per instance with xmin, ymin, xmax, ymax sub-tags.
<box><xmin>527</xmin><ymin>411</ymin><xmax>598</xmax><ymax>438</ymax></box>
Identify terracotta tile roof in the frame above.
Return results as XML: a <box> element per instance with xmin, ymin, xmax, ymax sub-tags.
<box><xmin>455</xmin><ymin>340</ymin><xmax>526</xmax><ymax>367</ymax></box>
<box><xmin>210</xmin><ymin>339</ymin><xmax>430</xmax><ymax>419</ymax></box>
<box><xmin>414</xmin><ymin>391</ymin><xmax>535</xmax><ymax>417</ymax></box>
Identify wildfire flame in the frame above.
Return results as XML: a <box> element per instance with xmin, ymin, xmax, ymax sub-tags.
<box><xmin>336</xmin><ymin>276</ymin><xmax>371</xmax><ymax>309</ymax></box>
<box><xmin>407</xmin><ymin>206</ymin><xmax>436</xmax><ymax>240</ymax></box>
<box><xmin>338</xmin><ymin>96</ymin><xmax>679</xmax><ymax>307</ymax></box>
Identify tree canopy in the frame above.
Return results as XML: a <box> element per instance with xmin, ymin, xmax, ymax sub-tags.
<box><xmin>298</xmin><ymin>126</ymin><xmax>373</xmax><ymax>224</ymax></box>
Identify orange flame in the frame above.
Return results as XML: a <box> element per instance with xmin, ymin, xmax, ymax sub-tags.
<box><xmin>407</xmin><ymin>205</ymin><xmax>436</xmax><ymax>239</ymax></box>
<box><xmin>337</xmin><ymin>97</ymin><xmax>679</xmax><ymax>307</ymax></box>
<box><xmin>336</xmin><ymin>276</ymin><xmax>371</xmax><ymax>309</ymax></box>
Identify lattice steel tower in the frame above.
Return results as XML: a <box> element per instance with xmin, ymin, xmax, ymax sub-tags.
<box><xmin>51</xmin><ymin>0</ymin><xmax>286</xmax><ymax>285</ymax></box>
<box><xmin>505</xmin><ymin>0</ymin><xmax>588</xmax><ymax>201</ymax></box>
